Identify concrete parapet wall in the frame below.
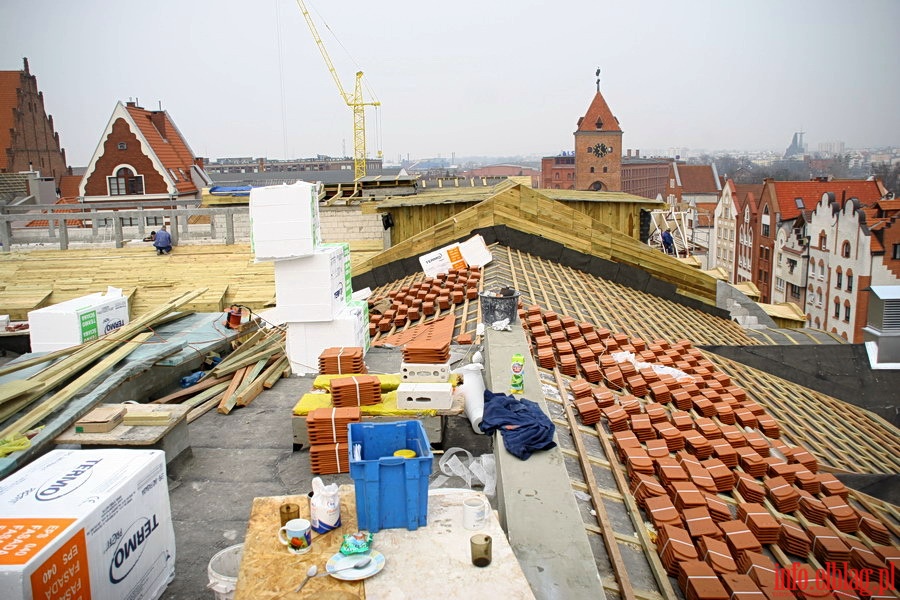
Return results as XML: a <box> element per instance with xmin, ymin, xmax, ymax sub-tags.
<box><xmin>482</xmin><ymin>327</ymin><xmax>604</xmax><ymax>599</ymax></box>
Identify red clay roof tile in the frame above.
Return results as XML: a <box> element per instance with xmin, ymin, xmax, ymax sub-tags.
<box><xmin>770</xmin><ymin>179</ymin><xmax>885</xmax><ymax>221</ymax></box>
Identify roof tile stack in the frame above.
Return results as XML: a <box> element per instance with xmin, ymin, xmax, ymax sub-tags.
<box><xmin>318</xmin><ymin>346</ymin><xmax>366</xmax><ymax>375</ymax></box>
<box><xmin>330</xmin><ymin>375</ymin><xmax>382</xmax><ymax>407</ymax></box>
<box><xmin>736</xmin><ymin>503</ymin><xmax>780</xmax><ymax>544</ymax></box>
<box><xmin>697</xmin><ymin>536</ymin><xmax>736</xmax><ymax>574</ymax></box>
<box><xmin>808</xmin><ymin>524</ymin><xmax>851</xmax><ymax>564</ymax></box>
<box><xmin>309</xmin><ymin>442</ymin><xmax>349</xmax><ymax>474</ymax></box>
<box><xmin>778</xmin><ymin>521</ymin><xmax>811</xmax><ymax>557</ymax></box>
<box><xmin>657</xmin><ymin>524</ymin><xmax>699</xmax><ymax>576</ymax></box>
<box><xmin>677</xmin><ymin>559</ymin><xmax>729</xmax><ymax>599</ymax></box>
<box><xmin>718</xmin><ymin>573</ymin><xmax>764</xmax><ymax>600</ymax></box>
<box><xmin>765</xmin><ymin>476</ymin><xmax>800</xmax><ymax>512</ymax></box>
<box><xmin>306</xmin><ymin>407</ymin><xmax>361</xmax><ymax>445</ymax></box>
<box><xmin>571</xmin><ymin>378</ymin><xmax>600</xmax><ymax>425</ymax></box>
<box><xmin>822</xmin><ymin>495</ymin><xmax>859</xmax><ymax>533</ymax></box>
<box><xmin>643</xmin><ymin>494</ymin><xmax>682</xmax><ymax>529</ymax></box>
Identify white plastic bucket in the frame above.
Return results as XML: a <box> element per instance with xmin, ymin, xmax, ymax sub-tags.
<box><xmin>208</xmin><ymin>543</ymin><xmax>243</xmax><ymax>600</ymax></box>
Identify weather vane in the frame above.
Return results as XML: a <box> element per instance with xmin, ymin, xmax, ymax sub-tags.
<box><xmin>595</xmin><ymin>67</ymin><xmax>601</xmax><ymax>92</ymax></box>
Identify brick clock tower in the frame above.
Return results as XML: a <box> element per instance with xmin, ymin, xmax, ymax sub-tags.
<box><xmin>574</xmin><ymin>78</ymin><xmax>623</xmax><ymax>191</ymax></box>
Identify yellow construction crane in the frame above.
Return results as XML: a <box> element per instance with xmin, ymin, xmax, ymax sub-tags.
<box><xmin>295</xmin><ymin>0</ymin><xmax>381</xmax><ymax>180</ymax></box>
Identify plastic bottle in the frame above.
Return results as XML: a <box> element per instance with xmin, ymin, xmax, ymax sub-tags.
<box><xmin>510</xmin><ymin>353</ymin><xmax>524</xmax><ymax>394</ymax></box>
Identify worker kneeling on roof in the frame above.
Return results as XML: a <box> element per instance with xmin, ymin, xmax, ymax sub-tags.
<box><xmin>154</xmin><ymin>225</ymin><xmax>173</xmax><ymax>255</ymax></box>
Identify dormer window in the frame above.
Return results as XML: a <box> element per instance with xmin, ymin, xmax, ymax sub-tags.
<box><xmin>107</xmin><ymin>166</ymin><xmax>144</xmax><ymax>195</ymax></box>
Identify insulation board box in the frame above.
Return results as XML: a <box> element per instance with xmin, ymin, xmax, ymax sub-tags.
<box><xmin>400</xmin><ymin>362</ymin><xmax>450</xmax><ymax>383</ymax></box>
<box><xmin>28</xmin><ymin>291</ymin><xmax>129</xmax><ymax>353</ymax></box>
<box><xmin>0</xmin><ymin>448</ymin><xmax>175</xmax><ymax>600</ymax></box>
<box><xmin>275</xmin><ymin>243</ymin><xmax>351</xmax><ymax>322</ymax></box>
<box><xmin>286</xmin><ymin>300</ymin><xmax>369</xmax><ymax>374</ymax></box>
<box><xmin>249</xmin><ymin>181</ymin><xmax>321</xmax><ymax>261</ymax></box>
<box><xmin>396</xmin><ymin>382</ymin><xmax>454</xmax><ymax>410</ymax></box>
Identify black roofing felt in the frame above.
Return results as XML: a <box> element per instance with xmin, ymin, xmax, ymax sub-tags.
<box><xmin>351</xmin><ymin>225</ymin><xmax>729</xmax><ymax>320</ymax></box>
<box><xmin>702</xmin><ymin>343</ymin><xmax>900</xmax><ymax>429</ymax></box>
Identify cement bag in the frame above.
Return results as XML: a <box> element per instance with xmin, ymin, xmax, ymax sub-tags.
<box><xmin>310</xmin><ymin>477</ymin><xmax>341</xmax><ymax>533</ymax></box>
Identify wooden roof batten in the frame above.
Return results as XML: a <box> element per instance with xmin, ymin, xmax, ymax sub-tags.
<box><xmin>354</xmin><ymin>183</ymin><xmax>719</xmax><ymax>304</ymax></box>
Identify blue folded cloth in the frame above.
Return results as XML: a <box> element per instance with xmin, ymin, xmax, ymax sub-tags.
<box><xmin>479</xmin><ymin>389</ymin><xmax>556</xmax><ymax>460</ymax></box>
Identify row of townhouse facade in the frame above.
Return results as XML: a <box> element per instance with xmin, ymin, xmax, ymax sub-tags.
<box><xmin>711</xmin><ymin>176</ymin><xmax>898</xmax><ymax>341</ymax></box>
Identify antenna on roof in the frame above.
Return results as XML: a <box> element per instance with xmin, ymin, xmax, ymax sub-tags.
<box><xmin>595</xmin><ymin>67</ymin><xmax>601</xmax><ymax>92</ymax></box>
<box><xmin>158</xmin><ymin>100</ymin><xmax>162</xmax><ymax>111</ymax></box>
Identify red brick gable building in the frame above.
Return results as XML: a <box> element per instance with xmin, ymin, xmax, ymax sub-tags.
<box><xmin>79</xmin><ymin>101</ymin><xmax>210</xmax><ymax>203</ymax></box>
<box><xmin>0</xmin><ymin>58</ymin><xmax>69</xmax><ymax>182</ymax></box>
<box><xmin>755</xmin><ymin>177</ymin><xmax>888</xmax><ymax>303</ymax></box>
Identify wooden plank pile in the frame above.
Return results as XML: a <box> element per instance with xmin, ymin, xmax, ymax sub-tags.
<box><xmin>0</xmin><ymin>289</ymin><xmax>208</xmax><ymax>455</ymax></box>
<box><xmin>149</xmin><ymin>323</ymin><xmax>288</xmax><ymax>421</ymax></box>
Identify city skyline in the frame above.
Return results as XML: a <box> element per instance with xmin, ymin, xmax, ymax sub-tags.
<box><xmin>2</xmin><ymin>0</ymin><xmax>898</xmax><ymax>167</ymax></box>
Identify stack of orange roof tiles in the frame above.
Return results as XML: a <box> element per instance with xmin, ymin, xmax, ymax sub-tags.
<box><xmin>523</xmin><ymin>309</ymin><xmax>900</xmax><ymax>600</ymax></box>
<box><xmin>330</xmin><ymin>375</ymin><xmax>382</xmax><ymax>407</ymax></box>
<box><xmin>318</xmin><ymin>347</ymin><xmax>367</xmax><ymax>375</ymax></box>
<box><xmin>306</xmin><ymin>407</ymin><xmax>361</xmax><ymax>474</ymax></box>
<box><xmin>366</xmin><ymin>268</ymin><xmax>481</xmax><ymax>336</ymax></box>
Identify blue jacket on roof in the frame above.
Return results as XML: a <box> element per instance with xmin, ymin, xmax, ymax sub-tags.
<box><xmin>479</xmin><ymin>389</ymin><xmax>557</xmax><ymax>460</ymax></box>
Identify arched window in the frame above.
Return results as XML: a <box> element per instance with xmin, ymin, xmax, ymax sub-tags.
<box><xmin>590</xmin><ymin>167</ymin><xmax>595</xmax><ymax>173</ymax></box>
<box><xmin>816</xmin><ymin>288</ymin><xmax>823</xmax><ymax>306</ymax></box>
<box><xmin>108</xmin><ymin>167</ymin><xmax>144</xmax><ymax>195</ymax></box>
<box><xmin>819</xmin><ymin>231</ymin><xmax>827</xmax><ymax>250</ymax></box>
<box><xmin>554</xmin><ymin>172</ymin><xmax>560</xmax><ymax>180</ymax></box>
<box><xmin>835</xmin><ymin>266</ymin><xmax>843</xmax><ymax>288</ymax></box>
<box><xmin>846</xmin><ymin>269</ymin><xmax>854</xmax><ymax>292</ymax></box>
<box><xmin>841</xmin><ymin>241</ymin><xmax>851</xmax><ymax>258</ymax></box>
<box><xmin>589</xmin><ymin>181</ymin><xmax>605</xmax><ymax>191</ymax></box>
<box><xmin>603</xmin><ymin>166</ymin><xmax>608</xmax><ymax>173</ymax></box>
<box><xmin>833</xmin><ymin>299</ymin><xmax>840</xmax><ymax>319</ymax></box>
<box><xmin>843</xmin><ymin>300</ymin><xmax>851</xmax><ymax>322</ymax></box>
<box><xmin>814</xmin><ymin>317</ymin><xmax>821</xmax><ymax>328</ymax></box>
<box><xmin>818</xmin><ymin>260</ymin><xmax>825</xmax><ymax>279</ymax></box>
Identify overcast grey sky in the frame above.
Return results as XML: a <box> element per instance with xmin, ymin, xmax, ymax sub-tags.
<box><xmin>2</xmin><ymin>0</ymin><xmax>898</xmax><ymax>166</ymax></box>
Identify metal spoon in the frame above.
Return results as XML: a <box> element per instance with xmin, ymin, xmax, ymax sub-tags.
<box><xmin>294</xmin><ymin>565</ymin><xmax>317</xmax><ymax>593</ymax></box>
<box><xmin>323</xmin><ymin>556</ymin><xmax>373</xmax><ymax>577</ymax></box>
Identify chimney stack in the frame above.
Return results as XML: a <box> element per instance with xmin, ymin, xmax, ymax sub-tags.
<box><xmin>635</xmin><ymin>149</ymin><xmax>640</xmax><ymax>158</ymax></box>
<box><xmin>627</xmin><ymin>149</ymin><xmax>632</xmax><ymax>158</ymax></box>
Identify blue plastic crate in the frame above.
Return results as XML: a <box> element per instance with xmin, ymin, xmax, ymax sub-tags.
<box><xmin>348</xmin><ymin>420</ymin><xmax>433</xmax><ymax>532</ymax></box>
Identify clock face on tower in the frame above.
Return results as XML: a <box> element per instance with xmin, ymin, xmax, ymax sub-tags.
<box><xmin>587</xmin><ymin>143</ymin><xmax>613</xmax><ymax>158</ymax></box>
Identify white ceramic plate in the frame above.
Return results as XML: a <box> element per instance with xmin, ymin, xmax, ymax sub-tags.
<box><xmin>325</xmin><ymin>550</ymin><xmax>386</xmax><ymax>581</ymax></box>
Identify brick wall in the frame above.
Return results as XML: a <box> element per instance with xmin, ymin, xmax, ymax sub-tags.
<box><xmin>84</xmin><ymin>120</ymin><xmax>168</xmax><ymax>196</ymax></box>
<box><xmin>319</xmin><ymin>206</ymin><xmax>383</xmax><ymax>242</ymax></box>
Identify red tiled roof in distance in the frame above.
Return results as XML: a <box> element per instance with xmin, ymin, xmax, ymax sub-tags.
<box><xmin>125</xmin><ymin>103</ymin><xmax>197</xmax><ymax>194</ymax></box>
<box><xmin>771</xmin><ymin>179</ymin><xmax>886</xmax><ymax>221</ymax></box>
<box><xmin>0</xmin><ymin>71</ymin><xmax>23</xmax><ymax>171</ymax></box>
<box><xmin>676</xmin><ymin>165</ymin><xmax>720</xmax><ymax>194</ymax></box>
<box><xmin>27</xmin><ymin>197</ymin><xmax>86</xmax><ymax>228</ymax></box>
<box><xmin>576</xmin><ymin>91</ymin><xmax>622</xmax><ymax>133</ymax></box>
<box><xmin>695</xmin><ymin>202</ymin><xmax>718</xmax><ymax>227</ymax></box>
<box><xmin>876</xmin><ymin>198</ymin><xmax>900</xmax><ymax>214</ymax></box>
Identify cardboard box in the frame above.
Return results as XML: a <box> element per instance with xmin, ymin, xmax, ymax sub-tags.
<box><xmin>0</xmin><ymin>449</ymin><xmax>175</xmax><ymax>600</ymax></box>
<box><xmin>286</xmin><ymin>300</ymin><xmax>369</xmax><ymax>374</ymax></box>
<box><xmin>28</xmin><ymin>290</ymin><xmax>130</xmax><ymax>353</ymax></box>
<box><xmin>418</xmin><ymin>234</ymin><xmax>493</xmax><ymax>277</ymax></box>
<box><xmin>74</xmin><ymin>405</ymin><xmax>126</xmax><ymax>433</ymax></box>
<box><xmin>396</xmin><ymin>382</ymin><xmax>454</xmax><ymax>410</ymax></box>
<box><xmin>249</xmin><ymin>182</ymin><xmax>321</xmax><ymax>261</ymax></box>
<box><xmin>275</xmin><ymin>243</ymin><xmax>351</xmax><ymax>322</ymax></box>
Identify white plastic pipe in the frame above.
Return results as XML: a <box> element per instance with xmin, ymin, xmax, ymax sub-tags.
<box><xmin>454</xmin><ymin>363</ymin><xmax>487</xmax><ymax>434</ymax></box>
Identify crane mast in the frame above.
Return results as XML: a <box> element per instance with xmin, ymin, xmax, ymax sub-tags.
<box><xmin>295</xmin><ymin>0</ymin><xmax>380</xmax><ymax>180</ymax></box>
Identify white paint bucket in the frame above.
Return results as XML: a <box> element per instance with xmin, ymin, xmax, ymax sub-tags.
<box><xmin>207</xmin><ymin>544</ymin><xmax>243</xmax><ymax>600</ymax></box>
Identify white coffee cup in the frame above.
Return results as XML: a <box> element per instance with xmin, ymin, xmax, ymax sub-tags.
<box><xmin>278</xmin><ymin>518</ymin><xmax>312</xmax><ymax>554</ymax></box>
<box><xmin>462</xmin><ymin>496</ymin><xmax>490</xmax><ymax>530</ymax></box>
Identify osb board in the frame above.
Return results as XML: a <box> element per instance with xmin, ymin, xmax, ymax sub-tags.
<box><xmin>54</xmin><ymin>404</ymin><xmax>188</xmax><ymax>446</ymax></box>
<box><xmin>234</xmin><ymin>490</ymin><xmax>363</xmax><ymax>600</ymax></box>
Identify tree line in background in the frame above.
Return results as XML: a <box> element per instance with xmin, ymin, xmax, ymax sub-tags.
<box><xmin>692</xmin><ymin>154</ymin><xmax>900</xmax><ymax>195</ymax></box>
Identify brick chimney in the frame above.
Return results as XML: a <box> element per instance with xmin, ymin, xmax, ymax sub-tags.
<box><xmin>635</xmin><ymin>149</ymin><xmax>640</xmax><ymax>158</ymax></box>
<box><xmin>627</xmin><ymin>149</ymin><xmax>632</xmax><ymax>158</ymax></box>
